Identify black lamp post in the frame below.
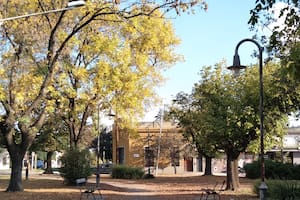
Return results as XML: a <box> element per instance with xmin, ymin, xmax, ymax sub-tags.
<box><xmin>96</xmin><ymin>104</ymin><xmax>101</xmax><ymax>188</ymax></box>
<box><xmin>107</xmin><ymin>110</ymin><xmax>117</xmax><ymax>165</ymax></box>
<box><xmin>96</xmin><ymin>105</ymin><xmax>115</xmax><ymax>188</ymax></box>
<box><xmin>146</xmin><ymin>128</ymin><xmax>152</xmax><ymax>176</ymax></box>
<box><xmin>227</xmin><ymin>38</ymin><xmax>267</xmax><ymax>200</ymax></box>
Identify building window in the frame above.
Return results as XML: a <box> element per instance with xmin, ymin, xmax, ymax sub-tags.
<box><xmin>171</xmin><ymin>147</ymin><xmax>180</xmax><ymax>166</ymax></box>
<box><xmin>118</xmin><ymin>147</ymin><xmax>125</xmax><ymax>164</ymax></box>
<box><xmin>145</xmin><ymin>147</ymin><xmax>154</xmax><ymax>167</ymax></box>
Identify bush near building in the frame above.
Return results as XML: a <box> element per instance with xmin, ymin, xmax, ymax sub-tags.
<box><xmin>244</xmin><ymin>159</ymin><xmax>300</xmax><ymax>180</ymax></box>
<box><xmin>254</xmin><ymin>180</ymin><xmax>300</xmax><ymax>199</ymax></box>
<box><xmin>111</xmin><ymin>165</ymin><xmax>144</xmax><ymax>179</ymax></box>
<box><xmin>246</xmin><ymin>160</ymin><xmax>300</xmax><ymax>199</ymax></box>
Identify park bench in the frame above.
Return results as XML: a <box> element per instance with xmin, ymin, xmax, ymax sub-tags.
<box><xmin>76</xmin><ymin>178</ymin><xmax>103</xmax><ymax>200</ymax></box>
<box><xmin>200</xmin><ymin>180</ymin><xmax>226</xmax><ymax>200</ymax></box>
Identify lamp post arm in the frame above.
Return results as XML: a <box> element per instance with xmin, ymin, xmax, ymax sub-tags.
<box><xmin>0</xmin><ymin>7</ymin><xmax>72</xmax><ymax>24</ymax></box>
<box><xmin>234</xmin><ymin>38</ymin><xmax>264</xmax><ymax>56</ymax></box>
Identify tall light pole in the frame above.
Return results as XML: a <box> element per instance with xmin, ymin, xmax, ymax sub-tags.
<box><xmin>108</xmin><ymin>111</ymin><xmax>118</xmax><ymax>164</ymax></box>
<box><xmin>96</xmin><ymin>103</ymin><xmax>101</xmax><ymax>188</ymax></box>
<box><xmin>155</xmin><ymin>105</ymin><xmax>164</xmax><ymax>176</ymax></box>
<box><xmin>0</xmin><ymin>1</ymin><xmax>85</xmax><ymax>24</ymax></box>
<box><xmin>96</xmin><ymin>103</ymin><xmax>115</xmax><ymax>187</ymax></box>
<box><xmin>227</xmin><ymin>38</ymin><xmax>267</xmax><ymax>200</ymax></box>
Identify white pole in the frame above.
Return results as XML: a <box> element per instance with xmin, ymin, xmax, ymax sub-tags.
<box><xmin>155</xmin><ymin>106</ymin><xmax>164</xmax><ymax>176</ymax></box>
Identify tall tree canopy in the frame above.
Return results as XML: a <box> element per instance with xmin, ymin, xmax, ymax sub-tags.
<box><xmin>0</xmin><ymin>0</ymin><xmax>207</xmax><ymax>192</ymax></box>
<box><xmin>168</xmin><ymin>91</ymin><xmax>218</xmax><ymax>176</ymax></box>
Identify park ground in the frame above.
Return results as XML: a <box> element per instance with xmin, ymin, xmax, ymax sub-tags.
<box><xmin>0</xmin><ymin>172</ymin><xmax>258</xmax><ymax>200</ymax></box>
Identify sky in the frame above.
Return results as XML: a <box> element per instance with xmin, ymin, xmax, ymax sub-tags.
<box><xmin>144</xmin><ymin>0</ymin><xmax>259</xmax><ymax>121</ymax></box>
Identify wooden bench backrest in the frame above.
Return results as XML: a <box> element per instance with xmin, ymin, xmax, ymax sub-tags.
<box><xmin>76</xmin><ymin>178</ymin><xmax>87</xmax><ymax>186</ymax></box>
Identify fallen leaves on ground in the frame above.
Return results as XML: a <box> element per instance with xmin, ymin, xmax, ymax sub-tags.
<box><xmin>0</xmin><ymin>174</ymin><xmax>258</xmax><ymax>200</ymax></box>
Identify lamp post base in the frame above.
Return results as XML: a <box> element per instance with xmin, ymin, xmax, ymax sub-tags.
<box><xmin>96</xmin><ymin>173</ymin><xmax>100</xmax><ymax>188</ymax></box>
<box><xmin>259</xmin><ymin>181</ymin><xmax>268</xmax><ymax>200</ymax></box>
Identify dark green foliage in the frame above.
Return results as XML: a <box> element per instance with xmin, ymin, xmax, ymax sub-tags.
<box><xmin>245</xmin><ymin>160</ymin><xmax>300</xmax><ymax>180</ymax></box>
<box><xmin>253</xmin><ymin>181</ymin><xmax>261</xmax><ymax>197</ymax></box>
<box><xmin>254</xmin><ymin>180</ymin><xmax>300</xmax><ymax>199</ymax></box>
<box><xmin>111</xmin><ymin>165</ymin><xmax>144</xmax><ymax>179</ymax></box>
<box><xmin>244</xmin><ymin>161</ymin><xmax>260</xmax><ymax>179</ymax></box>
<box><xmin>59</xmin><ymin>149</ymin><xmax>92</xmax><ymax>185</ymax></box>
<box><xmin>90</xmin><ymin>129</ymin><xmax>113</xmax><ymax>162</ymax></box>
<box><xmin>269</xmin><ymin>180</ymin><xmax>300</xmax><ymax>200</ymax></box>
<box><xmin>291</xmin><ymin>165</ymin><xmax>300</xmax><ymax>180</ymax></box>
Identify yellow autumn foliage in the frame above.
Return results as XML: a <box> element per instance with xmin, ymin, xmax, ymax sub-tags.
<box><xmin>0</xmin><ymin>0</ymin><xmax>184</xmax><ymax>137</ymax></box>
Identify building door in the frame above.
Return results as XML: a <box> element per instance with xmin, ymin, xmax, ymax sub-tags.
<box><xmin>198</xmin><ymin>156</ymin><xmax>203</xmax><ymax>172</ymax></box>
<box><xmin>118</xmin><ymin>147</ymin><xmax>124</xmax><ymax>164</ymax></box>
<box><xmin>184</xmin><ymin>157</ymin><xmax>193</xmax><ymax>172</ymax></box>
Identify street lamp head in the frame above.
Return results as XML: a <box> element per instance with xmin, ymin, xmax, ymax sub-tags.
<box><xmin>227</xmin><ymin>53</ymin><xmax>246</xmax><ymax>77</ymax></box>
<box><xmin>67</xmin><ymin>0</ymin><xmax>86</xmax><ymax>8</ymax></box>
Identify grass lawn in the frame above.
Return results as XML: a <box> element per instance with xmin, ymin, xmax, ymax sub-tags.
<box><xmin>0</xmin><ymin>173</ymin><xmax>258</xmax><ymax>200</ymax></box>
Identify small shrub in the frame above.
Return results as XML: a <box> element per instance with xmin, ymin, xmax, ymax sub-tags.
<box><xmin>269</xmin><ymin>180</ymin><xmax>300</xmax><ymax>199</ymax></box>
<box><xmin>244</xmin><ymin>161</ymin><xmax>260</xmax><ymax>179</ymax></box>
<box><xmin>59</xmin><ymin>149</ymin><xmax>92</xmax><ymax>185</ymax></box>
<box><xmin>254</xmin><ymin>180</ymin><xmax>300</xmax><ymax>199</ymax></box>
<box><xmin>111</xmin><ymin>165</ymin><xmax>144</xmax><ymax>179</ymax></box>
<box><xmin>245</xmin><ymin>160</ymin><xmax>300</xmax><ymax>180</ymax></box>
<box><xmin>265</xmin><ymin>159</ymin><xmax>278</xmax><ymax>179</ymax></box>
<box><xmin>273</xmin><ymin>163</ymin><xmax>293</xmax><ymax>179</ymax></box>
<box><xmin>291</xmin><ymin>165</ymin><xmax>300</xmax><ymax>180</ymax></box>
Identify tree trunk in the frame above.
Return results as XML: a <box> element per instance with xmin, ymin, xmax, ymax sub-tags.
<box><xmin>232</xmin><ymin>159</ymin><xmax>240</xmax><ymax>189</ymax></box>
<box><xmin>226</xmin><ymin>153</ymin><xmax>240</xmax><ymax>191</ymax></box>
<box><xmin>204</xmin><ymin>156</ymin><xmax>212</xmax><ymax>175</ymax></box>
<box><xmin>226</xmin><ymin>155</ymin><xmax>233</xmax><ymax>190</ymax></box>
<box><xmin>4</xmin><ymin>122</ymin><xmax>34</xmax><ymax>192</ymax></box>
<box><xmin>6</xmin><ymin>149</ymin><xmax>26</xmax><ymax>191</ymax></box>
<box><xmin>44</xmin><ymin>151</ymin><xmax>54</xmax><ymax>174</ymax></box>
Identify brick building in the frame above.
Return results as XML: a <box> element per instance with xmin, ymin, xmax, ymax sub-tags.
<box><xmin>111</xmin><ymin>121</ymin><xmax>201</xmax><ymax>175</ymax></box>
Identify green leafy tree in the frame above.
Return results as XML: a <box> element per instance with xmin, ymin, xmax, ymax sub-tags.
<box><xmin>193</xmin><ymin>64</ymin><xmax>253</xmax><ymax>190</ymax></box>
<box><xmin>0</xmin><ymin>0</ymin><xmax>207</xmax><ymax>192</ymax></box>
<box><xmin>168</xmin><ymin>92</ymin><xmax>217</xmax><ymax>175</ymax></box>
<box><xmin>202</xmin><ymin>62</ymin><xmax>300</xmax><ymax>190</ymax></box>
<box><xmin>169</xmin><ymin>61</ymin><xmax>300</xmax><ymax>191</ymax></box>
<box><xmin>90</xmin><ymin>128</ymin><xmax>113</xmax><ymax>162</ymax></box>
<box><xmin>30</xmin><ymin>113</ymin><xmax>69</xmax><ymax>174</ymax></box>
<box><xmin>59</xmin><ymin>149</ymin><xmax>92</xmax><ymax>185</ymax></box>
